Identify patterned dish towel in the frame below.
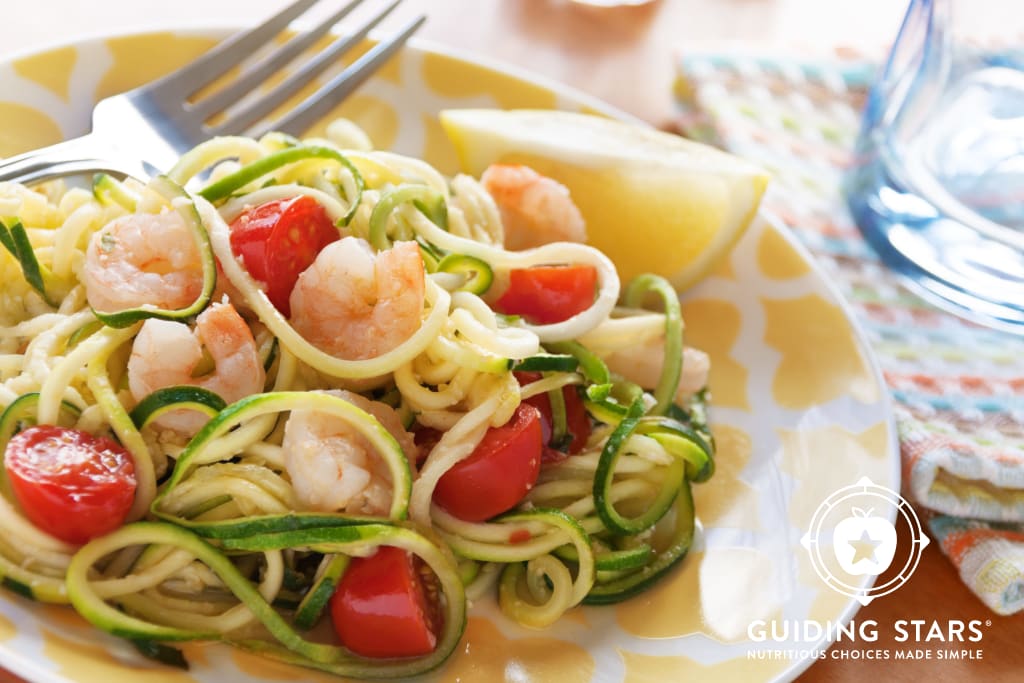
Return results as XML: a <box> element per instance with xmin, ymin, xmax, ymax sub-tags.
<box><xmin>673</xmin><ymin>53</ymin><xmax>1024</xmax><ymax>615</ymax></box>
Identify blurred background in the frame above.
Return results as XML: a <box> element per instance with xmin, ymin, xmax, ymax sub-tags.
<box><xmin>0</xmin><ymin>0</ymin><xmax>911</xmax><ymax>125</ymax></box>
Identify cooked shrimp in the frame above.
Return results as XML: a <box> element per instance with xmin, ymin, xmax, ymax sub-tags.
<box><xmin>481</xmin><ymin>164</ymin><xmax>587</xmax><ymax>250</ymax></box>
<box><xmin>211</xmin><ymin>259</ymin><xmax>252</xmax><ymax>316</ymax></box>
<box><xmin>603</xmin><ymin>340</ymin><xmax>710</xmax><ymax>402</ymax></box>
<box><xmin>128</xmin><ymin>302</ymin><xmax>265</xmax><ymax>434</ymax></box>
<box><xmin>282</xmin><ymin>390</ymin><xmax>417</xmax><ymax>514</ymax></box>
<box><xmin>83</xmin><ymin>210</ymin><xmax>203</xmax><ymax>313</ymax></box>
<box><xmin>289</xmin><ymin>237</ymin><xmax>425</xmax><ymax>360</ymax></box>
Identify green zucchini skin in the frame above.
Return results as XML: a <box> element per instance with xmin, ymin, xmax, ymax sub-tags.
<box><xmin>128</xmin><ymin>386</ymin><xmax>227</xmax><ymax>429</ymax></box>
<box><xmin>435</xmin><ymin>254</ymin><xmax>493</xmax><ymax>294</ymax></box>
<box><xmin>2</xmin><ymin>576</ymin><xmax>34</xmax><ymax>600</ymax></box>
<box><xmin>583</xmin><ymin>480</ymin><xmax>696</xmax><ymax>605</ymax></box>
<box><xmin>199</xmin><ymin>145</ymin><xmax>364</xmax><ymax>227</ymax></box>
<box><xmin>0</xmin><ymin>392</ymin><xmax>81</xmax><ymax>465</ymax></box>
<box><xmin>620</xmin><ymin>274</ymin><xmax>683</xmax><ymax>416</ymax></box>
<box><xmin>131</xmin><ymin>640</ymin><xmax>189</xmax><ymax>670</ymax></box>
<box><xmin>637</xmin><ymin>416</ymin><xmax>715</xmax><ymax>483</ymax></box>
<box><xmin>368</xmin><ymin>185</ymin><xmax>449</xmax><ymax>251</ymax></box>
<box><xmin>554</xmin><ymin>543</ymin><xmax>652</xmax><ymax>572</ymax></box>
<box><xmin>0</xmin><ymin>219</ymin><xmax>56</xmax><ymax>306</ymax></box>
<box><xmin>0</xmin><ymin>393</ymin><xmax>80</xmax><ymax>603</ymax></box>
<box><xmin>544</xmin><ymin>340</ymin><xmax>610</xmax><ymax>385</ymax></box>
<box><xmin>151</xmin><ymin>391</ymin><xmax>414</xmax><ymax>530</ymax></box>
<box><xmin>93</xmin><ymin>173</ymin><xmax>139</xmax><ymax>212</ymax></box>
<box><xmin>291</xmin><ymin>554</ymin><xmax>350</xmax><ymax>630</ymax></box>
<box><xmin>66</xmin><ymin>520</ymin><xmax>466</xmax><ymax>680</ymax></box>
<box><xmin>592</xmin><ymin>400</ymin><xmax>684</xmax><ymax>537</ymax></box>
<box><xmin>91</xmin><ymin>176</ymin><xmax>216</xmax><ymax>328</ymax></box>
<box><xmin>67</xmin><ymin>320</ymin><xmax>104</xmax><ymax>349</ymax></box>
<box><xmin>512</xmin><ymin>353</ymin><xmax>578</xmax><ymax>373</ymax></box>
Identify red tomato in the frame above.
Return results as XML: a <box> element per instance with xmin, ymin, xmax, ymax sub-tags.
<box><xmin>4</xmin><ymin>425</ymin><xmax>136</xmax><ymax>545</ymax></box>
<box><xmin>330</xmin><ymin>546</ymin><xmax>440</xmax><ymax>658</ymax></box>
<box><xmin>229</xmin><ymin>196</ymin><xmax>338</xmax><ymax>316</ymax></box>
<box><xmin>516</xmin><ymin>372</ymin><xmax>592</xmax><ymax>457</ymax></box>
<box><xmin>494</xmin><ymin>264</ymin><xmax>598</xmax><ymax>324</ymax></box>
<box><xmin>432</xmin><ymin>403</ymin><xmax>543</xmax><ymax>522</ymax></box>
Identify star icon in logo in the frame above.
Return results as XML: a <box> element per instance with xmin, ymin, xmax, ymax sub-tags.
<box><xmin>848</xmin><ymin>529</ymin><xmax>883</xmax><ymax>565</ymax></box>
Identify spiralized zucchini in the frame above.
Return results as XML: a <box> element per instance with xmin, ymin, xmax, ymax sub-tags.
<box><xmin>0</xmin><ymin>117</ymin><xmax>715</xmax><ymax>677</ymax></box>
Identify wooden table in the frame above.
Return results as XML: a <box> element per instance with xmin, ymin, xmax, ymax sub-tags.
<box><xmin>2</xmin><ymin>1</ymin><xmax>1022</xmax><ymax>681</ymax></box>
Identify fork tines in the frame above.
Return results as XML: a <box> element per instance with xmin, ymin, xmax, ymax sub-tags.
<box><xmin>149</xmin><ymin>0</ymin><xmax>425</xmax><ymax>139</ymax></box>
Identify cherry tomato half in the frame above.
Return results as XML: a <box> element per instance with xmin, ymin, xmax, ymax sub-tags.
<box><xmin>330</xmin><ymin>546</ymin><xmax>440</xmax><ymax>658</ymax></box>
<box><xmin>432</xmin><ymin>403</ymin><xmax>543</xmax><ymax>522</ymax></box>
<box><xmin>515</xmin><ymin>372</ymin><xmax>592</xmax><ymax>457</ymax></box>
<box><xmin>229</xmin><ymin>195</ymin><xmax>338</xmax><ymax>316</ymax></box>
<box><xmin>494</xmin><ymin>264</ymin><xmax>598</xmax><ymax>324</ymax></box>
<box><xmin>4</xmin><ymin>425</ymin><xmax>137</xmax><ymax>545</ymax></box>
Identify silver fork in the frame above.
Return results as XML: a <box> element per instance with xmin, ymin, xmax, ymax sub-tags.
<box><xmin>0</xmin><ymin>0</ymin><xmax>425</xmax><ymax>185</ymax></box>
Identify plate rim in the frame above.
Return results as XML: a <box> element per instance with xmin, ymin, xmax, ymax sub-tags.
<box><xmin>752</xmin><ymin>210</ymin><xmax>901</xmax><ymax>683</ymax></box>
<box><xmin>0</xmin><ymin>26</ymin><xmax>900</xmax><ymax>683</ymax></box>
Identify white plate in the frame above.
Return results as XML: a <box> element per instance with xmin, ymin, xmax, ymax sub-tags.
<box><xmin>0</xmin><ymin>29</ymin><xmax>898</xmax><ymax>683</ymax></box>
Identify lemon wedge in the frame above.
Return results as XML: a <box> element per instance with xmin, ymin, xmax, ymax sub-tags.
<box><xmin>440</xmin><ymin>109</ymin><xmax>770</xmax><ymax>289</ymax></box>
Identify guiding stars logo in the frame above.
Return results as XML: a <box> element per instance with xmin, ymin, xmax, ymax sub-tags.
<box><xmin>834</xmin><ymin>506</ymin><xmax>898</xmax><ymax>576</ymax></box>
<box><xmin>801</xmin><ymin>477</ymin><xmax>929</xmax><ymax>605</ymax></box>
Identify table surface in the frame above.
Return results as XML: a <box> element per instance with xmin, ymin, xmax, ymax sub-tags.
<box><xmin>1</xmin><ymin>1</ymin><xmax>1023</xmax><ymax>682</ymax></box>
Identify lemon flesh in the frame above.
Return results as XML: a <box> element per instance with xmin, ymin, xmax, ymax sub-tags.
<box><xmin>440</xmin><ymin>109</ymin><xmax>770</xmax><ymax>289</ymax></box>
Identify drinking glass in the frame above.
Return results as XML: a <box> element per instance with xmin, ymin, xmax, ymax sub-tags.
<box><xmin>845</xmin><ymin>0</ymin><xmax>1024</xmax><ymax>331</ymax></box>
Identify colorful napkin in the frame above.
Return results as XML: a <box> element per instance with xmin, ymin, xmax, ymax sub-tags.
<box><xmin>673</xmin><ymin>53</ymin><xmax>1024</xmax><ymax>615</ymax></box>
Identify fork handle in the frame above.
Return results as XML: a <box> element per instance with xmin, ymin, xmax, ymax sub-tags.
<box><xmin>0</xmin><ymin>134</ymin><xmax>145</xmax><ymax>186</ymax></box>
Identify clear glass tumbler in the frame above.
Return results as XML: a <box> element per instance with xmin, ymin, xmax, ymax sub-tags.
<box><xmin>845</xmin><ymin>0</ymin><xmax>1024</xmax><ymax>331</ymax></box>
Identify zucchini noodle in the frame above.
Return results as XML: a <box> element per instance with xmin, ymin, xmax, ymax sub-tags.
<box><xmin>219</xmin><ymin>185</ymin><xmax>352</xmax><ymax>224</ymax></box>
<box><xmin>0</xmin><ymin>117</ymin><xmax>715</xmax><ymax>678</ymax></box>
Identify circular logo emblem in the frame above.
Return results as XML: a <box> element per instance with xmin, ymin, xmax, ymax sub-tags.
<box><xmin>800</xmin><ymin>476</ymin><xmax>929</xmax><ymax>605</ymax></box>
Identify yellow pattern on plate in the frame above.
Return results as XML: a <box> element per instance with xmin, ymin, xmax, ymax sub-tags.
<box><xmin>757</xmin><ymin>225</ymin><xmax>812</xmax><ymax>280</ymax></box>
<box><xmin>420</xmin><ymin>52</ymin><xmax>559</xmax><ymax>110</ymax></box>
<box><xmin>444</xmin><ymin>618</ymin><xmax>595</xmax><ymax>682</ymax></box>
<box><xmin>780</xmin><ymin>421</ymin><xmax>892</xmax><ymax>532</ymax></box>
<box><xmin>615</xmin><ymin>547</ymin><xmax>783</xmax><ymax>642</ymax></box>
<box><xmin>0</xmin><ymin>613</ymin><xmax>13</xmax><ymax>641</ymax></box>
<box><xmin>619</xmin><ymin>649</ymin><xmax>789</xmax><ymax>682</ymax></box>
<box><xmin>708</xmin><ymin>246</ymin><xmax>738</xmax><ymax>281</ymax></box>
<box><xmin>762</xmin><ymin>294</ymin><xmax>880</xmax><ymax>408</ymax></box>
<box><xmin>0</xmin><ymin>103</ymin><xmax>62</xmax><ymax>156</ymax></box>
<box><xmin>13</xmin><ymin>46</ymin><xmax>77</xmax><ymax>101</ymax></box>
<box><xmin>337</xmin><ymin>94</ymin><xmax>401</xmax><ymax>151</ymax></box>
<box><xmin>230</xmin><ymin>649</ymin><xmax>357</xmax><ymax>683</ymax></box>
<box><xmin>680</xmin><ymin>298</ymin><xmax>749</xmax><ymax>410</ymax></box>
<box><xmin>692</xmin><ymin>424</ymin><xmax>761</xmax><ymax>529</ymax></box>
<box><xmin>98</xmin><ymin>34</ymin><xmax>220</xmax><ymax>99</ymax></box>
<box><xmin>420</xmin><ymin>111</ymin><xmax>461</xmax><ymax>176</ymax></box>
<box><xmin>41</xmin><ymin>629</ymin><xmax>202</xmax><ymax>683</ymax></box>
